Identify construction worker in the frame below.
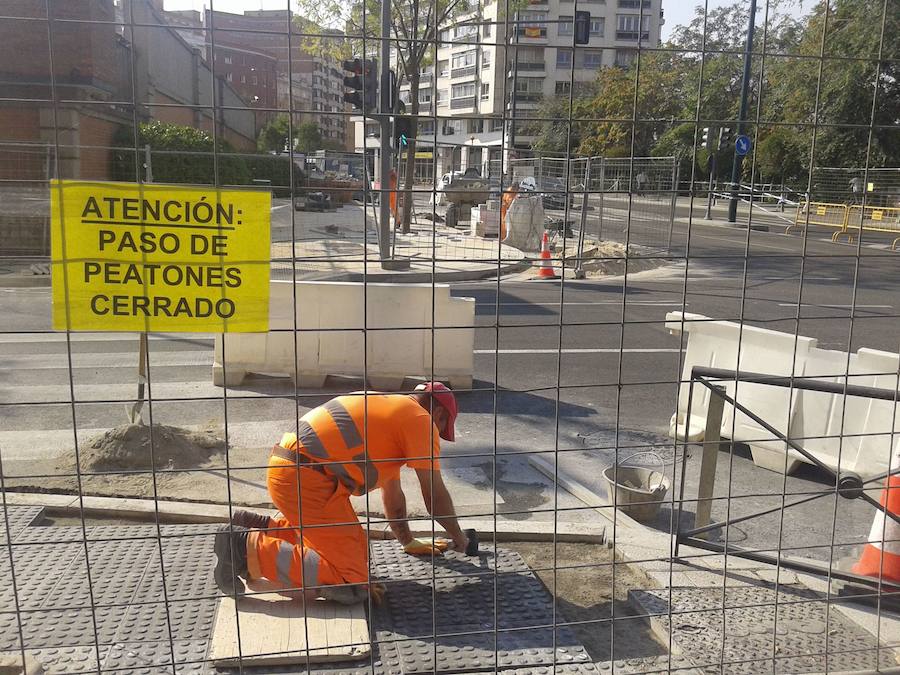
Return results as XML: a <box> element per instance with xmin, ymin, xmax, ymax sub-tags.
<box><xmin>389</xmin><ymin>168</ymin><xmax>399</xmax><ymax>229</ymax></box>
<box><xmin>213</xmin><ymin>382</ymin><xmax>468</xmax><ymax>604</ymax></box>
<box><xmin>499</xmin><ymin>180</ymin><xmax>520</xmax><ymax>241</ymax></box>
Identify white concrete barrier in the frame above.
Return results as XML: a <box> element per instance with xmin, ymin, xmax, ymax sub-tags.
<box><xmin>213</xmin><ymin>281</ymin><xmax>475</xmax><ymax>390</ymax></box>
<box><xmin>666</xmin><ymin>311</ymin><xmax>900</xmax><ymax>478</ymax></box>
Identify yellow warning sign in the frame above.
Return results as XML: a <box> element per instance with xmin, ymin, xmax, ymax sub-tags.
<box><xmin>51</xmin><ymin>180</ymin><xmax>270</xmax><ymax>333</ymax></box>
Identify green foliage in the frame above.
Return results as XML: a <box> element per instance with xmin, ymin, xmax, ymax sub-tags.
<box><xmin>243</xmin><ymin>154</ymin><xmax>295</xmax><ymax>197</ymax></box>
<box><xmin>756</xmin><ymin>128</ymin><xmax>805</xmax><ymax>182</ymax></box>
<box><xmin>257</xmin><ymin>115</ymin><xmax>292</xmax><ymax>153</ymax></box>
<box><xmin>111</xmin><ymin>121</ymin><xmax>250</xmax><ymax>186</ymax></box>
<box><xmin>532</xmin><ymin>0</ymin><xmax>897</xmax><ymax>186</ymax></box>
<box><xmin>294</xmin><ymin>122</ymin><xmax>323</xmax><ymax>153</ymax></box>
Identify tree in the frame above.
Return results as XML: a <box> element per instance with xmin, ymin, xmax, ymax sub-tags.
<box><xmin>767</xmin><ymin>0</ymin><xmax>900</xmax><ymax>170</ymax></box>
<box><xmin>293</xmin><ymin>0</ymin><xmax>480</xmax><ymax>233</ymax></box>
<box><xmin>257</xmin><ymin>114</ymin><xmax>291</xmax><ymax>153</ymax></box>
<box><xmin>294</xmin><ymin>122</ymin><xmax>324</xmax><ymax>153</ymax></box>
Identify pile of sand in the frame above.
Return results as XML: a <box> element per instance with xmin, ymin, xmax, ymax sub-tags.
<box><xmin>562</xmin><ymin>240</ymin><xmax>664</xmax><ymax>277</ymax></box>
<box><xmin>73</xmin><ymin>423</ymin><xmax>225</xmax><ymax>473</ymax></box>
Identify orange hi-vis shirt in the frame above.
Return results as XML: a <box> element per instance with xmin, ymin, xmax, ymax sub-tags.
<box><xmin>279</xmin><ymin>393</ymin><xmax>441</xmax><ymax>496</ymax></box>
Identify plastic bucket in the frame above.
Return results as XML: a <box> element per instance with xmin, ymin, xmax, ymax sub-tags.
<box><xmin>602</xmin><ymin>466</ymin><xmax>671</xmax><ymax>523</ymax></box>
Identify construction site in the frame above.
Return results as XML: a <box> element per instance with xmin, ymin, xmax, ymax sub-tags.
<box><xmin>2</xmin><ymin>0</ymin><xmax>900</xmax><ymax>673</ymax></box>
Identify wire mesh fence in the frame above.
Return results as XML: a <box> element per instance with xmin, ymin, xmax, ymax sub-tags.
<box><xmin>2</xmin><ymin>0</ymin><xmax>900</xmax><ymax>673</ymax></box>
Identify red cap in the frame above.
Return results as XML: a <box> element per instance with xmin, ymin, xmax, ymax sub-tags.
<box><xmin>415</xmin><ymin>382</ymin><xmax>458</xmax><ymax>442</ymax></box>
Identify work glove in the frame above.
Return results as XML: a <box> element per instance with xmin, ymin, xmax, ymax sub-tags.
<box><xmin>403</xmin><ymin>537</ymin><xmax>450</xmax><ymax>556</ymax></box>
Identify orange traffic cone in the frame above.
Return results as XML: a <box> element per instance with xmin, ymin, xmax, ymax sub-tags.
<box><xmin>853</xmin><ymin>449</ymin><xmax>900</xmax><ymax>584</ymax></box>
<box><xmin>535</xmin><ymin>232</ymin><xmax>558</xmax><ymax>280</ymax></box>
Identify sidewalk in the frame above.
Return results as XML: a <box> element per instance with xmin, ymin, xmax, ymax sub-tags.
<box><xmin>271</xmin><ymin>202</ymin><xmax>527</xmax><ymax>283</ymax></box>
<box><xmin>0</xmin><ymin>201</ymin><xmax>528</xmax><ymax>287</ymax></box>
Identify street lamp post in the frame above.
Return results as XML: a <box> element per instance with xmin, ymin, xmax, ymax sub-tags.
<box><xmin>727</xmin><ymin>0</ymin><xmax>757</xmax><ymax>224</ymax></box>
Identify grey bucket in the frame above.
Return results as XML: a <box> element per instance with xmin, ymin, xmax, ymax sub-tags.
<box><xmin>602</xmin><ymin>466</ymin><xmax>671</xmax><ymax>523</ymax></box>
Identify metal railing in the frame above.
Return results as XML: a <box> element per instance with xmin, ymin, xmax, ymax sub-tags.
<box><xmin>677</xmin><ymin>366</ymin><xmax>900</xmax><ymax>594</ymax></box>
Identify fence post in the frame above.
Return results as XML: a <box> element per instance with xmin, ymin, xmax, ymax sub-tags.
<box><xmin>575</xmin><ymin>157</ymin><xmax>591</xmax><ymax>279</ymax></box>
<box><xmin>143</xmin><ymin>144</ymin><xmax>153</xmax><ymax>183</ymax></box>
<box><xmin>668</xmin><ymin>160</ymin><xmax>678</xmax><ymax>250</ymax></box>
<box><xmin>597</xmin><ymin>157</ymin><xmax>605</xmax><ymax>242</ymax></box>
<box><xmin>695</xmin><ymin>384</ymin><xmax>726</xmax><ymax>538</ymax></box>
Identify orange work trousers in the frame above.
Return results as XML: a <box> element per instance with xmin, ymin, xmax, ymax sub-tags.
<box><xmin>246</xmin><ymin>454</ymin><xmax>369</xmax><ymax>592</ymax></box>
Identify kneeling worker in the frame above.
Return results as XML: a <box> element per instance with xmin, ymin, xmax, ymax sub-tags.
<box><xmin>213</xmin><ymin>382</ymin><xmax>469</xmax><ymax>603</ymax></box>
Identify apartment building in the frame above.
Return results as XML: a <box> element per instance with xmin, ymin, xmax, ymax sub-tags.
<box><xmin>357</xmin><ymin>0</ymin><xmax>662</xmax><ymax>181</ymax></box>
<box><xmin>163</xmin><ymin>9</ymin><xmax>352</xmax><ymax>150</ymax></box>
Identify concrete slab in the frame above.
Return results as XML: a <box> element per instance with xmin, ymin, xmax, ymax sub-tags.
<box><xmin>208</xmin><ymin>593</ymin><xmax>370</xmax><ymax>667</ymax></box>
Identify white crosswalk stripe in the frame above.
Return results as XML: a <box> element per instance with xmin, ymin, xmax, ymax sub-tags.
<box><xmin>0</xmin><ymin>333</ymin><xmax>303</xmax><ymax>461</ymax></box>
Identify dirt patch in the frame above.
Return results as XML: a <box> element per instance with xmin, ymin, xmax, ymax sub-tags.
<box><xmin>65</xmin><ymin>423</ymin><xmax>225</xmax><ymax>473</ymax></box>
<box><xmin>562</xmin><ymin>240</ymin><xmax>665</xmax><ymax>277</ymax></box>
<box><xmin>507</xmin><ymin>541</ymin><xmax>667</xmax><ymax>663</ymax></box>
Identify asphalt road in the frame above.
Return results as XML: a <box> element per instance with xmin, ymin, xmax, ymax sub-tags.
<box><xmin>2</xmin><ymin>214</ymin><xmax>898</xmax><ymax>563</ymax></box>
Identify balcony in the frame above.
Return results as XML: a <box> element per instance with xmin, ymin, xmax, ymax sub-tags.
<box><xmin>451</xmin><ymin>66</ymin><xmax>476</xmax><ymax>79</ymax></box>
<box><xmin>511</xmin><ymin>62</ymin><xmax>546</xmax><ymax>72</ymax></box>
<box><xmin>516</xmin><ymin>27</ymin><xmax>547</xmax><ymax>39</ymax></box>
<box><xmin>618</xmin><ymin>0</ymin><xmax>650</xmax><ymax>6</ymax></box>
<box><xmin>512</xmin><ymin>92</ymin><xmax>542</xmax><ymax>102</ymax></box>
<box><xmin>450</xmin><ymin>96</ymin><xmax>476</xmax><ymax>109</ymax></box>
<box><xmin>616</xmin><ymin>30</ymin><xmax>650</xmax><ymax>40</ymax></box>
<box><xmin>420</xmin><ymin>71</ymin><xmax>434</xmax><ymax>82</ymax></box>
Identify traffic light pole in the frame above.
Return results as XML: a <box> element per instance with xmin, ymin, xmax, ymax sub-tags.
<box><xmin>377</xmin><ymin>0</ymin><xmax>395</xmax><ymax>265</ymax></box>
<box><xmin>727</xmin><ymin>0</ymin><xmax>756</xmax><ymax>223</ymax></box>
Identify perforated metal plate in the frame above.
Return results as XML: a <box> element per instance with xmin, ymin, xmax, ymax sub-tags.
<box><xmin>631</xmin><ymin>586</ymin><xmax>896</xmax><ymax>674</ymax></box>
<box><xmin>0</xmin><ymin>520</ymin><xmax>601</xmax><ymax>674</ymax></box>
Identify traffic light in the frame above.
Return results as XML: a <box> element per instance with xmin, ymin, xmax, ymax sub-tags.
<box><xmin>701</xmin><ymin>127</ymin><xmax>710</xmax><ymax>149</ymax></box>
<box><xmin>574</xmin><ymin>11</ymin><xmax>591</xmax><ymax>45</ymax></box>
<box><xmin>394</xmin><ymin>115</ymin><xmax>413</xmax><ymax>149</ymax></box>
<box><xmin>343</xmin><ymin>58</ymin><xmax>378</xmax><ymax>113</ymax></box>
<box><xmin>719</xmin><ymin>126</ymin><xmax>732</xmax><ymax>148</ymax></box>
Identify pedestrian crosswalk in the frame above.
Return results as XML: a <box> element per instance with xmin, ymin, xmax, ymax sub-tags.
<box><xmin>0</xmin><ymin>332</ymin><xmax>312</xmax><ymax>462</ymax></box>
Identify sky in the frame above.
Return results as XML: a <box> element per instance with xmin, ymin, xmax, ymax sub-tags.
<box><xmin>162</xmin><ymin>0</ymin><xmax>810</xmax><ymax>41</ymax></box>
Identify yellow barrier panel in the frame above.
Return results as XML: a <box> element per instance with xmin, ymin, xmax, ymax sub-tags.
<box><xmin>51</xmin><ymin>180</ymin><xmax>271</xmax><ymax>332</ymax></box>
<box><xmin>787</xmin><ymin>201</ymin><xmax>848</xmax><ymax>237</ymax></box>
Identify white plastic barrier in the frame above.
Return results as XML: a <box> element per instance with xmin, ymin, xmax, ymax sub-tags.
<box><xmin>667</xmin><ymin>311</ymin><xmax>900</xmax><ymax>478</ymax></box>
<box><xmin>213</xmin><ymin>281</ymin><xmax>475</xmax><ymax>390</ymax></box>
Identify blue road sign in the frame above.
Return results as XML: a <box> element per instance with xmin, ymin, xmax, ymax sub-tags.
<box><xmin>735</xmin><ymin>134</ymin><xmax>752</xmax><ymax>156</ymax></box>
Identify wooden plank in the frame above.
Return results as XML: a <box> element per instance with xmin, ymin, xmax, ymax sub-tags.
<box><xmin>208</xmin><ymin>588</ymin><xmax>370</xmax><ymax>667</ymax></box>
<box><xmin>695</xmin><ymin>385</ymin><xmax>726</xmax><ymax>538</ymax></box>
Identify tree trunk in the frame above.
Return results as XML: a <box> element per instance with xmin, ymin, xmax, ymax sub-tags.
<box><xmin>401</xmin><ymin>72</ymin><xmax>421</xmax><ymax>234</ymax></box>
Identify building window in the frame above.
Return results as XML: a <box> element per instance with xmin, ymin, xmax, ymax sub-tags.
<box><xmin>483</xmin><ymin>22</ymin><xmax>492</xmax><ymax>37</ymax></box>
<box><xmin>558</xmin><ymin>16</ymin><xmax>573</xmax><ymax>36</ymax></box>
<box><xmin>419</xmin><ymin>120</ymin><xmax>435</xmax><ymax>135</ymax></box>
<box><xmin>520</xmin><ymin>12</ymin><xmax>547</xmax><ymax>37</ymax></box>
<box><xmin>451</xmin><ymin>82</ymin><xmax>476</xmax><ymax>98</ymax></box>
<box><xmin>419</xmin><ymin>89</ymin><xmax>432</xmax><ymax>103</ymax></box>
<box><xmin>616</xmin><ymin>14</ymin><xmax>650</xmax><ymax>40</ymax></box>
<box><xmin>469</xmin><ymin>118</ymin><xmax>484</xmax><ymax>134</ymax></box>
<box><xmin>437</xmin><ymin>88</ymin><xmax>449</xmax><ymax>105</ymax></box>
<box><xmin>451</xmin><ymin>51</ymin><xmax>477</xmax><ymax>69</ymax></box>
<box><xmin>226</xmin><ymin>72</ymin><xmax>233</xmax><ymax>82</ymax></box>
<box><xmin>240</xmin><ymin>75</ymin><xmax>246</xmax><ymax>83</ymax></box>
<box><xmin>591</xmin><ymin>17</ymin><xmax>605</xmax><ymax>36</ymax></box>
<box><xmin>582</xmin><ymin>50</ymin><xmax>603</xmax><ymax>67</ymax></box>
<box><xmin>443</xmin><ymin>119</ymin><xmax>463</xmax><ymax>135</ymax></box>
<box><xmin>555</xmin><ymin>81</ymin><xmax>571</xmax><ymax>95</ymax></box>
<box><xmin>454</xmin><ymin>24</ymin><xmax>478</xmax><ymax>38</ymax></box>
<box><xmin>618</xmin><ymin>0</ymin><xmax>650</xmax><ymax>7</ymax></box>
<box><xmin>224</xmin><ymin>55</ymin><xmax>232</xmax><ymax>65</ymax></box>
<box><xmin>491</xmin><ymin>118</ymin><xmax>504</xmax><ymax>132</ymax></box>
<box><xmin>556</xmin><ymin>48</ymin><xmax>573</xmax><ymax>67</ymax></box>
<box><xmin>440</xmin><ymin>29</ymin><xmax>452</xmax><ymax>42</ymax></box>
<box><xmin>615</xmin><ymin>48</ymin><xmax>637</xmax><ymax>67</ymax></box>
<box><xmin>252</xmin><ymin>75</ymin><xmax>258</xmax><ymax>85</ymax></box>
<box><xmin>481</xmin><ymin>82</ymin><xmax>490</xmax><ymax>100</ymax></box>
<box><xmin>482</xmin><ymin>51</ymin><xmax>491</xmax><ymax>69</ymax></box>
<box><xmin>439</xmin><ymin>60</ymin><xmax>450</xmax><ymax>77</ymax></box>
